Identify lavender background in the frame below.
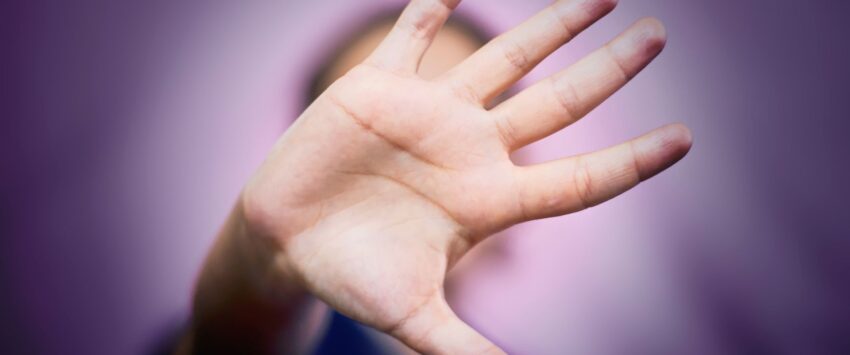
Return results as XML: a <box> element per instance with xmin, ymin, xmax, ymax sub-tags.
<box><xmin>3</xmin><ymin>0</ymin><xmax>849</xmax><ymax>354</ymax></box>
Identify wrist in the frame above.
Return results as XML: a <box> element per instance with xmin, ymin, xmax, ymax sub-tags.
<box><xmin>187</xmin><ymin>197</ymin><xmax>326</xmax><ymax>353</ymax></box>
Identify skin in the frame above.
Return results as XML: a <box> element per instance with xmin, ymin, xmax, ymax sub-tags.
<box><xmin>184</xmin><ymin>0</ymin><xmax>693</xmax><ymax>354</ymax></box>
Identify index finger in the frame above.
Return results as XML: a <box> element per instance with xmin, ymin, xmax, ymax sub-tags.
<box><xmin>441</xmin><ymin>0</ymin><xmax>617</xmax><ymax>104</ymax></box>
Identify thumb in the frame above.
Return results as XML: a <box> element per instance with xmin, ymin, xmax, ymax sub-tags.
<box><xmin>389</xmin><ymin>294</ymin><xmax>504</xmax><ymax>355</ymax></box>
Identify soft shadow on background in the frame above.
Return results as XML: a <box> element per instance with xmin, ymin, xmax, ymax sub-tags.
<box><xmin>3</xmin><ymin>0</ymin><xmax>849</xmax><ymax>354</ymax></box>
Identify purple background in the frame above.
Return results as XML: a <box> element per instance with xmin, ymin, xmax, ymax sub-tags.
<box><xmin>3</xmin><ymin>0</ymin><xmax>849</xmax><ymax>354</ymax></box>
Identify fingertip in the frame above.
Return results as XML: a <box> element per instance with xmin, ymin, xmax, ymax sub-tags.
<box><xmin>441</xmin><ymin>0</ymin><xmax>461</xmax><ymax>10</ymax></box>
<box><xmin>584</xmin><ymin>0</ymin><xmax>619</xmax><ymax>18</ymax></box>
<box><xmin>635</xmin><ymin>17</ymin><xmax>668</xmax><ymax>56</ymax></box>
<box><xmin>638</xmin><ymin>17</ymin><xmax>667</xmax><ymax>38</ymax></box>
<box><xmin>607</xmin><ymin>17</ymin><xmax>667</xmax><ymax>77</ymax></box>
<box><xmin>633</xmin><ymin>124</ymin><xmax>692</xmax><ymax>180</ymax></box>
<box><xmin>662</xmin><ymin>123</ymin><xmax>693</xmax><ymax>159</ymax></box>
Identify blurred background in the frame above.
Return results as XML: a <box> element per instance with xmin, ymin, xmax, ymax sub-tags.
<box><xmin>3</xmin><ymin>0</ymin><xmax>849</xmax><ymax>354</ymax></box>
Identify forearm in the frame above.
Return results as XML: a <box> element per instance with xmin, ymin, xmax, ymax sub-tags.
<box><xmin>181</xmin><ymin>198</ymin><xmax>328</xmax><ymax>354</ymax></box>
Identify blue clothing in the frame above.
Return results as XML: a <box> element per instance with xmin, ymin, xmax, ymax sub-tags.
<box><xmin>150</xmin><ymin>312</ymin><xmax>383</xmax><ymax>354</ymax></box>
<box><xmin>313</xmin><ymin>312</ymin><xmax>386</xmax><ymax>355</ymax></box>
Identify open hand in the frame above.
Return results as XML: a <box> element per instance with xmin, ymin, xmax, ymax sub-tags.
<box><xmin>237</xmin><ymin>0</ymin><xmax>691</xmax><ymax>353</ymax></box>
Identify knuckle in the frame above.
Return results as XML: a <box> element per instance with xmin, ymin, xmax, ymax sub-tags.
<box><xmin>499</xmin><ymin>38</ymin><xmax>531</xmax><ymax>72</ymax></box>
<box><xmin>447</xmin><ymin>79</ymin><xmax>482</xmax><ymax>103</ymax></box>
<box><xmin>547</xmin><ymin>6</ymin><xmax>575</xmax><ymax>40</ymax></box>
<box><xmin>494</xmin><ymin>115</ymin><xmax>519</xmax><ymax>148</ymax></box>
<box><xmin>403</xmin><ymin>0</ymin><xmax>449</xmax><ymax>39</ymax></box>
<box><xmin>572</xmin><ymin>157</ymin><xmax>596</xmax><ymax>209</ymax></box>
<box><xmin>605</xmin><ymin>45</ymin><xmax>633</xmax><ymax>81</ymax></box>
<box><xmin>551</xmin><ymin>77</ymin><xmax>583</xmax><ymax>119</ymax></box>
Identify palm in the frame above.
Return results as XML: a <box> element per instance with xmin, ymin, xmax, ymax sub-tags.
<box><xmin>242</xmin><ymin>0</ymin><xmax>691</xmax><ymax>353</ymax></box>
<box><xmin>279</xmin><ymin>63</ymin><xmax>520</xmax><ymax>337</ymax></box>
